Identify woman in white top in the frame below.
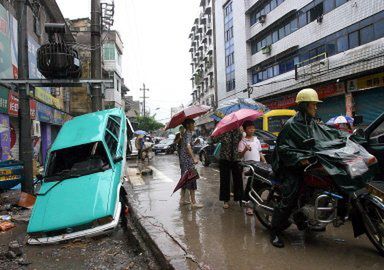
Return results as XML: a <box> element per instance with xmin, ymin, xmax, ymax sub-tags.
<box><xmin>238</xmin><ymin>120</ymin><xmax>267</xmax><ymax>215</ymax></box>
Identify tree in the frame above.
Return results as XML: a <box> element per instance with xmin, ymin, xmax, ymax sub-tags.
<box><xmin>136</xmin><ymin>115</ymin><xmax>164</xmax><ymax>132</ymax></box>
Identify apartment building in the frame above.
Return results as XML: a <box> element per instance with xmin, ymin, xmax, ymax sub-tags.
<box><xmin>189</xmin><ymin>0</ymin><xmax>216</xmax><ymax>108</ymax></box>
<box><xmin>103</xmin><ymin>30</ymin><xmax>129</xmax><ymax>109</ymax></box>
<box><xmin>215</xmin><ymin>0</ymin><xmax>384</xmax><ymax>124</ymax></box>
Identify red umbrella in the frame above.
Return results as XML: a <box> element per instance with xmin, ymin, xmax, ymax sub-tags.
<box><xmin>211</xmin><ymin>109</ymin><xmax>263</xmax><ymax>137</ymax></box>
<box><xmin>165</xmin><ymin>105</ymin><xmax>210</xmax><ymax>130</ymax></box>
<box><xmin>172</xmin><ymin>168</ymin><xmax>199</xmax><ymax>195</ymax></box>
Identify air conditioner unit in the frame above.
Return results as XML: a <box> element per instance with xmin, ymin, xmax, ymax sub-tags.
<box><xmin>258</xmin><ymin>15</ymin><xmax>266</xmax><ymax>24</ymax></box>
<box><xmin>261</xmin><ymin>45</ymin><xmax>271</xmax><ymax>54</ymax></box>
<box><xmin>32</xmin><ymin>120</ymin><xmax>41</xmax><ymax>137</ymax></box>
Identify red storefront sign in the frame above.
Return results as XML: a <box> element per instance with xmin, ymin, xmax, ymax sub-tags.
<box><xmin>7</xmin><ymin>91</ymin><xmax>38</xmax><ymax>119</ymax></box>
<box><xmin>7</xmin><ymin>91</ymin><xmax>19</xmax><ymax>117</ymax></box>
<box><xmin>263</xmin><ymin>83</ymin><xmax>345</xmax><ymax>110</ymax></box>
<box><xmin>29</xmin><ymin>99</ymin><xmax>36</xmax><ymax>119</ymax></box>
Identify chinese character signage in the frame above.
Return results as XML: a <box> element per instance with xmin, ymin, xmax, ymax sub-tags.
<box><xmin>0</xmin><ymin>87</ymin><xmax>8</xmax><ymax>113</ymax></box>
<box><xmin>347</xmin><ymin>73</ymin><xmax>384</xmax><ymax>92</ymax></box>
<box><xmin>7</xmin><ymin>91</ymin><xmax>18</xmax><ymax>117</ymax></box>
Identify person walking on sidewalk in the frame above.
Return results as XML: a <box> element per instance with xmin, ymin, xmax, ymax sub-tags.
<box><xmin>174</xmin><ymin>126</ymin><xmax>189</xmax><ymax>204</ymax></box>
<box><xmin>238</xmin><ymin>121</ymin><xmax>267</xmax><ymax>215</ymax></box>
<box><xmin>179</xmin><ymin>119</ymin><xmax>203</xmax><ymax>209</ymax></box>
<box><xmin>213</xmin><ymin>129</ymin><xmax>243</xmax><ymax>209</ymax></box>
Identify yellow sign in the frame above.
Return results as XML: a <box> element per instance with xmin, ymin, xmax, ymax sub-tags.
<box><xmin>34</xmin><ymin>87</ymin><xmax>63</xmax><ymax>110</ymax></box>
<box><xmin>347</xmin><ymin>73</ymin><xmax>384</xmax><ymax>92</ymax></box>
<box><xmin>0</xmin><ymin>170</ymin><xmax>11</xmax><ymax>176</ymax></box>
<box><xmin>0</xmin><ymin>175</ymin><xmax>20</xmax><ymax>181</ymax></box>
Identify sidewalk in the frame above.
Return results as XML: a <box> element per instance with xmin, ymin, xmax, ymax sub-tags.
<box><xmin>126</xmin><ymin>155</ymin><xmax>384</xmax><ymax>270</ymax></box>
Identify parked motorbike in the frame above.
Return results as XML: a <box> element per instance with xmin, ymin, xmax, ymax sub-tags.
<box><xmin>242</xmin><ymin>139</ymin><xmax>384</xmax><ymax>256</ymax></box>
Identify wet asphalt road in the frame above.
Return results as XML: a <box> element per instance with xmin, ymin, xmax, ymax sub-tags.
<box><xmin>127</xmin><ymin>154</ymin><xmax>384</xmax><ymax>270</ymax></box>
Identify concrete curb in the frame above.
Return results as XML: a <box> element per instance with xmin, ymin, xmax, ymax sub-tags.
<box><xmin>124</xmin><ymin>184</ymin><xmax>175</xmax><ymax>270</ymax></box>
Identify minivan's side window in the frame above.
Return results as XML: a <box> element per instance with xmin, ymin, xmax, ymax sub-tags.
<box><xmin>105</xmin><ymin>116</ymin><xmax>121</xmax><ymax>156</ymax></box>
<box><xmin>105</xmin><ymin>131</ymin><xmax>118</xmax><ymax>156</ymax></box>
<box><xmin>107</xmin><ymin>116</ymin><xmax>121</xmax><ymax>139</ymax></box>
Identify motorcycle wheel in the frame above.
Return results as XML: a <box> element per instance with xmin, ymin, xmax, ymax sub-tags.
<box><xmin>200</xmin><ymin>152</ymin><xmax>210</xmax><ymax>167</ymax></box>
<box><xmin>253</xmin><ymin>185</ymin><xmax>291</xmax><ymax>231</ymax></box>
<box><xmin>361</xmin><ymin>199</ymin><xmax>384</xmax><ymax>256</ymax></box>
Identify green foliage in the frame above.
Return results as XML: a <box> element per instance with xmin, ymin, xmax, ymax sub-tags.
<box><xmin>136</xmin><ymin>115</ymin><xmax>164</xmax><ymax>132</ymax></box>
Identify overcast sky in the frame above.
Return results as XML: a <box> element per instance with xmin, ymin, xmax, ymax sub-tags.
<box><xmin>56</xmin><ymin>0</ymin><xmax>200</xmax><ymax>122</ymax></box>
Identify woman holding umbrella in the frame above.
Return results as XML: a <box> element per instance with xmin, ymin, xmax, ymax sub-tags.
<box><xmin>167</xmin><ymin>105</ymin><xmax>210</xmax><ymax>208</ymax></box>
<box><xmin>179</xmin><ymin>119</ymin><xmax>203</xmax><ymax>208</ymax></box>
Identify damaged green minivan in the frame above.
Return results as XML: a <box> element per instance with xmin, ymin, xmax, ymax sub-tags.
<box><xmin>27</xmin><ymin>108</ymin><xmax>133</xmax><ymax>244</ymax></box>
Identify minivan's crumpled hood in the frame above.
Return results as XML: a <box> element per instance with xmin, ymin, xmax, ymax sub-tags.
<box><xmin>28</xmin><ymin>170</ymin><xmax>114</xmax><ymax>233</ymax></box>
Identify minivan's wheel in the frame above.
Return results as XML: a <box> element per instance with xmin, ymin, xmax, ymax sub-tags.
<box><xmin>200</xmin><ymin>152</ymin><xmax>210</xmax><ymax>167</ymax></box>
<box><xmin>361</xmin><ymin>198</ymin><xmax>384</xmax><ymax>256</ymax></box>
<box><xmin>253</xmin><ymin>184</ymin><xmax>291</xmax><ymax>231</ymax></box>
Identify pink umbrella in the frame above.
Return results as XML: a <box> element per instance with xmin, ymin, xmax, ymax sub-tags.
<box><xmin>165</xmin><ymin>105</ymin><xmax>210</xmax><ymax>130</ymax></box>
<box><xmin>211</xmin><ymin>109</ymin><xmax>263</xmax><ymax>137</ymax></box>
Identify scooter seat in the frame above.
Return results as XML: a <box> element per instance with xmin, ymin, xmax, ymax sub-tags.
<box><xmin>251</xmin><ymin>162</ymin><xmax>274</xmax><ymax>179</ymax></box>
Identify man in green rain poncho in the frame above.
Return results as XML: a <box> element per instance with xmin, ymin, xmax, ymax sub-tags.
<box><xmin>269</xmin><ymin>88</ymin><xmax>356</xmax><ymax>248</ymax></box>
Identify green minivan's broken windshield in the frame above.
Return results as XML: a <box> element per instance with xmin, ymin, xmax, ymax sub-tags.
<box><xmin>45</xmin><ymin>142</ymin><xmax>111</xmax><ymax>181</ymax></box>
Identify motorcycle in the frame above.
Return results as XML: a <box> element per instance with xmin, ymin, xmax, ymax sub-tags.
<box><xmin>242</xmin><ymin>139</ymin><xmax>384</xmax><ymax>256</ymax></box>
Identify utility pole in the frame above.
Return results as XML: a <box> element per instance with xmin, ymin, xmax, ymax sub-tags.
<box><xmin>140</xmin><ymin>83</ymin><xmax>149</xmax><ymax>117</ymax></box>
<box><xmin>16</xmin><ymin>0</ymin><xmax>33</xmax><ymax>194</ymax></box>
<box><xmin>91</xmin><ymin>0</ymin><xmax>103</xmax><ymax>111</ymax></box>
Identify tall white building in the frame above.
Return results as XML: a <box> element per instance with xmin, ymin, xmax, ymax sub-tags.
<box><xmin>189</xmin><ymin>0</ymin><xmax>216</xmax><ymax>108</ymax></box>
<box><xmin>214</xmin><ymin>0</ymin><xmax>384</xmax><ymax>124</ymax></box>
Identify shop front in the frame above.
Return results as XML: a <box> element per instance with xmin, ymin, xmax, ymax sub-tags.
<box><xmin>260</xmin><ymin>83</ymin><xmax>346</xmax><ymax>123</ymax></box>
<box><xmin>347</xmin><ymin>72</ymin><xmax>384</xmax><ymax>125</ymax></box>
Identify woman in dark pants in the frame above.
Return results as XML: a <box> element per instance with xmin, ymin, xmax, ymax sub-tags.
<box><xmin>213</xmin><ymin>129</ymin><xmax>243</xmax><ymax>209</ymax></box>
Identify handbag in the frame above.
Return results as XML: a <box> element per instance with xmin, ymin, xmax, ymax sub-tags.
<box><xmin>213</xmin><ymin>143</ymin><xmax>222</xmax><ymax>159</ymax></box>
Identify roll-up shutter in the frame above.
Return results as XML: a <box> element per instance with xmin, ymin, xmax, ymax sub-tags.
<box><xmin>317</xmin><ymin>95</ymin><xmax>346</xmax><ymax>123</ymax></box>
<box><xmin>354</xmin><ymin>88</ymin><xmax>384</xmax><ymax>125</ymax></box>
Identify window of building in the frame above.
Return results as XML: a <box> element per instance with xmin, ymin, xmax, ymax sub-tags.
<box><xmin>327</xmin><ymin>42</ymin><xmax>337</xmax><ymax>56</ymax></box>
<box><xmin>360</xmin><ymin>24</ymin><xmax>375</xmax><ymax>45</ymax></box>
<box><xmin>324</xmin><ymin>0</ymin><xmax>335</xmax><ymax>13</ymax></box>
<box><xmin>103</xmin><ymin>43</ymin><xmax>115</xmax><ymax>60</ymax></box>
<box><xmin>249</xmin><ymin>0</ymin><xmax>285</xmax><ymax>26</ymax></box>
<box><xmin>309</xmin><ymin>3</ymin><xmax>324</xmax><ymax>22</ymax></box>
<box><xmin>270</xmin><ymin>0</ymin><xmax>277</xmax><ymax>10</ymax></box>
<box><xmin>335</xmin><ymin>0</ymin><xmax>348</xmax><ymax>8</ymax></box>
<box><xmin>264</xmin><ymin>3</ymin><xmax>271</xmax><ymax>14</ymax></box>
<box><xmin>298</xmin><ymin>12</ymin><xmax>307</xmax><ymax>28</ymax></box>
<box><xmin>336</xmin><ymin>35</ymin><xmax>348</xmax><ymax>52</ymax></box>
<box><xmin>284</xmin><ymin>23</ymin><xmax>291</xmax><ymax>36</ymax></box>
<box><xmin>375</xmin><ymin>19</ymin><xmax>384</xmax><ymax>39</ymax></box>
<box><xmin>272</xmin><ymin>30</ymin><xmax>279</xmax><ymax>43</ymax></box>
<box><xmin>279</xmin><ymin>26</ymin><xmax>285</xmax><ymax>40</ymax></box>
<box><xmin>348</xmin><ymin>30</ymin><xmax>359</xmax><ymax>49</ymax></box>
<box><xmin>290</xmin><ymin>19</ymin><xmax>298</xmax><ymax>32</ymax></box>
